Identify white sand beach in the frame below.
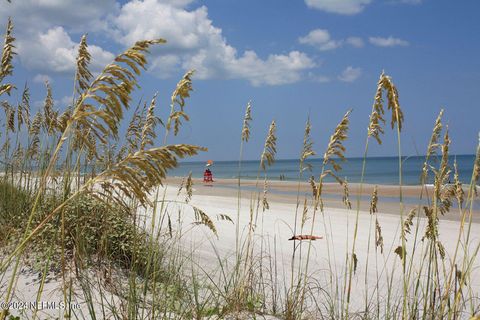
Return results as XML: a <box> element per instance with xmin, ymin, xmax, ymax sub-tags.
<box><xmin>2</xmin><ymin>176</ymin><xmax>480</xmax><ymax>318</ymax></box>
<box><xmin>157</xmin><ymin>178</ymin><xmax>480</xmax><ymax>314</ymax></box>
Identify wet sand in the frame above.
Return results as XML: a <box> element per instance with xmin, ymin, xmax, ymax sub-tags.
<box><xmin>166</xmin><ymin>177</ymin><xmax>480</xmax><ymax>223</ymax></box>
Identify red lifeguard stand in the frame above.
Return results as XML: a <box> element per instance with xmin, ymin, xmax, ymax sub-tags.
<box><xmin>203</xmin><ymin>169</ymin><xmax>213</xmax><ymax>182</ymax></box>
<box><xmin>203</xmin><ymin>160</ymin><xmax>214</xmax><ymax>183</ymax></box>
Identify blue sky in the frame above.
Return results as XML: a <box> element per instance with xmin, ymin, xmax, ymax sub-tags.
<box><xmin>1</xmin><ymin>0</ymin><xmax>479</xmax><ymax>161</ymax></box>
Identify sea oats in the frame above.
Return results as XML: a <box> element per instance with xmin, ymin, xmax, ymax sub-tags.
<box><xmin>300</xmin><ymin>117</ymin><xmax>315</xmax><ymax>172</ymax></box>
<box><xmin>426</xmin><ymin>110</ymin><xmax>444</xmax><ymax>158</ymax></box>
<box><xmin>0</xmin><ymin>18</ymin><xmax>15</xmax><ymax>97</ymax></box>
<box><xmin>27</xmin><ymin>135</ymin><xmax>40</xmax><ymax>159</ymax></box>
<box><xmin>93</xmin><ymin>144</ymin><xmax>206</xmax><ymax>208</ymax></box>
<box><xmin>423</xmin><ymin>206</ymin><xmax>435</xmax><ymax>241</ymax></box>
<box><xmin>368</xmin><ymin>72</ymin><xmax>386</xmax><ymax>144</ymax></box>
<box><xmin>456</xmin><ymin>267</ymin><xmax>467</xmax><ymax>286</ymax></box>
<box><xmin>0</xmin><ymin>139</ymin><xmax>9</xmax><ymax>156</ymax></box>
<box><xmin>453</xmin><ymin>160</ymin><xmax>464</xmax><ymax>206</ymax></box>
<box><xmin>43</xmin><ymin>81</ymin><xmax>59</xmax><ymax>135</ymax></box>
<box><xmin>27</xmin><ymin>112</ymin><xmax>42</xmax><ymax>158</ymax></box>
<box><xmin>309</xmin><ymin>175</ymin><xmax>318</xmax><ymax>198</ymax></box>
<box><xmin>0</xmin><ymin>81</ymin><xmax>14</xmax><ymax>97</ymax></box>
<box><xmin>17</xmin><ymin>84</ymin><xmax>31</xmax><ymax>130</ymax></box>
<box><xmin>56</xmin><ymin>39</ymin><xmax>167</xmax><ymax>184</ymax></box>
<box><xmin>370</xmin><ymin>186</ymin><xmax>379</xmax><ymax>215</ymax></box>
<box><xmin>75</xmin><ymin>34</ymin><xmax>93</xmax><ymax>94</ymax></box>
<box><xmin>262</xmin><ymin>179</ymin><xmax>270</xmax><ymax>212</ymax></box>
<box><xmin>301</xmin><ymin>197</ymin><xmax>308</xmax><ymax>228</ymax></box>
<box><xmin>2</xmin><ymin>102</ymin><xmax>15</xmax><ymax>132</ymax></box>
<box><xmin>115</xmin><ymin>145</ymin><xmax>127</xmax><ymax>163</ymax></box>
<box><xmin>177</xmin><ymin>175</ymin><xmax>185</xmax><ymax>196</ymax></box>
<box><xmin>85</xmin><ymin>132</ymin><xmax>97</xmax><ymax>161</ymax></box>
<box><xmin>437</xmin><ymin>241</ymin><xmax>446</xmax><ymax>260</ymax></box>
<box><xmin>141</xmin><ymin>93</ymin><xmax>162</xmax><ymax>150</ymax></box>
<box><xmin>57</xmin><ymin>106</ymin><xmax>72</xmax><ymax>133</ymax></box>
<box><xmin>167</xmin><ymin>70</ymin><xmax>194</xmax><ymax>136</ymax></box>
<box><xmin>394</xmin><ymin>245</ymin><xmax>406</xmax><ymax>260</ymax></box>
<box><xmin>11</xmin><ymin>146</ymin><xmax>23</xmax><ymax>167</ymax></box>
<box><xmin>185</xmin><ymin>171</ymin><xmax>193</xmax><ymax>203</ymax></box>
<box><xmin>438</xmin><ymin>184</ymin><xmax>455</xmax><ymax>215</ymax></box>
<box><xmin>216</xmin><ymin>214</ymin><xmax>233</xmax><ymax>223</ymax></box>
<box><xmin>241</xmin><ymin>101</ymin><xmax>253</xmax><ymax>142</ymax></box>
<box><xmin>433</xmin><ymin>129</ymin><xmax>453</xmax><ymax>215</ymax></box>
<box><xmin>260</xmin><ymin>120</ymin><xmax>277</xmax><ymax>170</ymax></box>
<box><xmin>309</xmin><ymin>175</ymin><xmax>322</xmax><ymax>210</ymax></box>
<box><xmin>71</xmin><ymin>123</ymin><xmax>92</xmax><ymax>155</ymax></box>
<box><xmin>375</xmin><ymin>218</ymin><xmax>384</xmax><ymax>254</ymax></box>
<box><xmin>326</xmin><ymin>170</ymin><xmax>345</xmax><ymax>186</ymax></box>
<box><xmin>29</xmin><ymin>112</ymin><xmax>42</xmax><ymax>136</ymax></box>
<box><xmin>71</xmin><ymin>39</ymin><xmax>166</xmax><ymax>144</ymax></box>
<box><xmin>342</xmin><ymin>178</ymin><xmax>352</xmax><ymax>210</ymax></box>
<box><xmin>381</xmin><ymin>74</ymin><xmax>404</xmax><ymax>131</ymax></box>
<box><xmin>167</xmin><ymin>215</ymin><xmax>173</xmax><ymax>238</ymax></box>
<box><xmin>192</xmin><ymin>206</ymin><xmax>217</xmax><ymax>237</ymax></box>
<box><xmin>0</xmin><ymin>82</ymin><xmax>14</xmax><ymax>97</ymax></box>
<box><xmin>370</xmin><ymin>184</ymin><xmax>384</xmax><ymax>253</ymax></box>
<box><xmin>422</xmin><ymin>109</ymin><xmax>444</xmax><ymax>180</ymax></box>
<box><xmin>17</xmin><ymin>96</ymin><xmax>25</xmax><ymax>131</ymax></box>
<box><xmin>367</xmin><ymin>72</ymin><xmax>405</xmax><ymax>144</ymax></box>
<box><xmin>1</xmin><ymin>18</ymin><xmax>15</xmax><ymax>76</ymax></box>
<box><xmin>474</xmin><ymin>133</ymin><xmax>480</xmax><ymax>196</ymax></box>
<box><xmin>352</xmin><ymin>253</ymin><xmax>358</xmax><ymax>275</ymax></box>
<box><xmin>403</xmin><ymin>208</ymin><xmax>417</xmax><ymax>236</ymax></box>
<box><xmin>323</xmin><ymin>110</ymin><xmax>351</xmax><ymax>172</ymax></box>
<box><xmin>126</xmin><ymin>100</ymin><xmax>145</xmax><ymax>153</ymax></box>
<box><xmin>439</xmin><ymin>129</ymin><xmax>450</xmax><ymax>180</ymax></box>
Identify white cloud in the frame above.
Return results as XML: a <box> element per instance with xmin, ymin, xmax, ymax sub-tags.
<box><xmin>3</xmin><ymin>0</ymin><xmax>316</xmax><ymax>86</ymax></box>
<box><xmin>346</xmin><ymin>37</ymin><xmax>364</xmax><ymax>48</ymax></box>
<box><xmin>305</xmin><ymin>0</ymin><xmax>372</xmax><ymax>15</ymax></box>
<box><xmin>111</xmin><ymin>0</ymin><xmax>315</xmax><ymax>86</ymax></box>
<box><xmin>0</xmin><ymin>0</ymin><xmax>118</xmax><ymax>33</ymax></box>
<box><xmin>159</xmin><ymin>0</ymin><xmax>196</xmax><ymax>7</ymax></box>
<box><xmin>151</xmin><ymin>55</ymin><xmax>182</xmax><ymax>78</ymax></box>
<box><xmin>308</xmin><ymin>72</ymin><xmax>330</xmax><ymax>83</ymax></box>
<box><xmin>17</xmin><ymin>27</ymin><xmax>115</xmax><ymax>75</ymax></box>
<box><xmin>298</xmin><ymin>29</ymin><xmax>341</xmax><ymax>51</ymax></box>
<box><xmin>1</xmin><ymin>0</ymin><xmax>116</xmax><ymax>77</ymax></box>
<box><xmin>299</xmin><ymin>29</ymin><xmax>364</xmax><ymax>51</ymax></box>
<box><xmin>60</xmin><ymin>95</ymin><xmax>74</xmax><ymax>106</ymax></box>
<box><xmin>33</xmin><ymin>74</ymin><xmax>53</xmax><ymax>84</ymax></box>
<box><xmin>338</xmin><ymin>66</ymin><xmax>362</xmax><ymax>82</ymax></box>
<box><xmin>224</xmin><ymin>51</ymin><xmax>315</xmax><ymax>86</ymax></box>
<box><xmin>394</xmin><ymin>0</ymin><xmax>423</xmax><ymax>4</ymax></box>
<box><xmin>369</xmin><ymin>36</ymin><xmax>409</xmax><ymax>47</ymax></box>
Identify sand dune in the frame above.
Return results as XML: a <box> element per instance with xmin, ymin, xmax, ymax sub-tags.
<box><xmin>161</xmin><ymin>177</ymin><xmax>480</xmax><ymax>313</ymax></box>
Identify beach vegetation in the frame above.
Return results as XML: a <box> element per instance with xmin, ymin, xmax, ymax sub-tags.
<box><xmin>0</xmin><ymin>14</ymin><xmax>479</xmax><ymax>320</ymax></box>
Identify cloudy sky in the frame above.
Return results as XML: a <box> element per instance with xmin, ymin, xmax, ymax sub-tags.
<box><xmin>1</xmin><ymin>0</ymin><xmax>479</xmax><ymax>160</ymax></box>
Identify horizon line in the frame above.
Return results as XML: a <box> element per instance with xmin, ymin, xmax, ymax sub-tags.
<box><xmin>180</xmin><ymin>153</ymin><xmax>476</xmax><ymax>163</ymax></box>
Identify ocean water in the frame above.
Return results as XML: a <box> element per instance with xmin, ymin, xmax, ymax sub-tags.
<box><xmin>170</xmin><ymin>155</ymin><xmax>477</xmax><ymax>186</ymax></box>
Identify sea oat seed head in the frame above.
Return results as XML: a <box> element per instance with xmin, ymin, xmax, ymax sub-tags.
<box><xmin>323</xmin><ymin>110</ymin><xmax>351</xmax><ymax>172</ymax></box>
<box><xmin>241</xmin><ymin>101</ymin><xmax>253</xmax><ymax>142</ymax></box>
<box><xmin>260</xmin><ymin>120</ymin><xmax>277</xmax><ymax>170</ymax></box>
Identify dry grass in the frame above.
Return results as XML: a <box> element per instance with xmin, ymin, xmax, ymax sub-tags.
<box><xmin>0</xmin><ymin>14</ymin><xmax>479</xmax><ymax>320</ymax></box>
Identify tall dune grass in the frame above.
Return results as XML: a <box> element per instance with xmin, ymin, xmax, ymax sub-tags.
<box><xmin>0</xmin><ymin>15</ymin><xmax>479</xmax><ymax>320</ymax></box>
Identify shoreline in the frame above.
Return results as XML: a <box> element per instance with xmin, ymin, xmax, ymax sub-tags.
<box><xmin>166</xmin><ymin>176</ymin><xmax>480</xmax><ymax>223</ymax></box>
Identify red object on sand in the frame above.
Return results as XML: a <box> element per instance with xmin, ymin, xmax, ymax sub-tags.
<box><xmin>288</xmin><ymin>235</ymin><xmax>323</xmax><ymax>241</ymax></box>
<box><xmin>203</xmin><ymin>169</ymin><xmax>213</xmax><ymax>182</ymax></box>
